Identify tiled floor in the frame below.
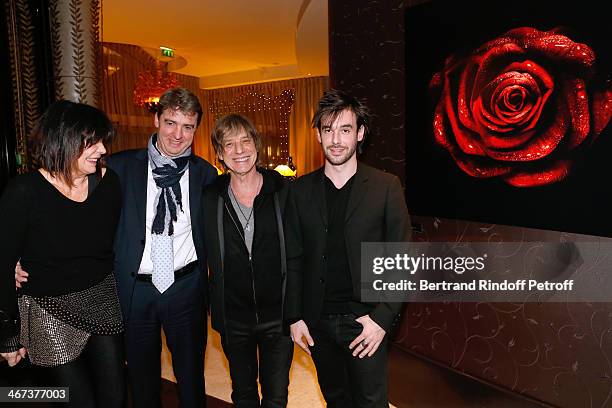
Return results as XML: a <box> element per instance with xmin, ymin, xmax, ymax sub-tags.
<box><xmin>161</xmin><ymin>319</ymin><xmax>328</xmax><ymax>406</ymax></box>
<box><xmin>0</xmin><ymin>317</ymin><xmax>546</xmax><ymax>407</ymax></box>
<box><xmin>160</xmin><ymin>317</ymin><xmax>548</xmax><ymax>407</ymax></box>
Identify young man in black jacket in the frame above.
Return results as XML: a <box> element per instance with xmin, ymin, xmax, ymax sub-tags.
<box><xmin>285</xmin><ymin>90</ymin><xmax>411</xmax><ymax>407</ymax></box>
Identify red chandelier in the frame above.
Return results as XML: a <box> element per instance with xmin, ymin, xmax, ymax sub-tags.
<box><xmin>133</xmin><ymin>69</ymin><xmax>180</xmax><ymax>113</ymax></box>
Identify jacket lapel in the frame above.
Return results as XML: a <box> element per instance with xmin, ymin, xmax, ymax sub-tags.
<box><xmin>345</xmin><ymin>163</ymin><xmax>369</xmax><ymax>222</ymax></box>
<box><xmin>312</xmin><ymin>168</ymin><xmax>328</xmax><ymax>226</ymax></box>
<box><xmin>189</xmin><ymin>157</ymin><xmax>203</xmax><ymax>241</ymax></box>
<box><xmin>133</xmin><ymin>150</ymin><xmax>149</xmax><ymax>228</ymax></box>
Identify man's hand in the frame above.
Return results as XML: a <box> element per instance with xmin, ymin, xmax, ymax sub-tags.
<box><xmin>1</xmin><ymin>348</ymin><xmax>27</xmax><ymax>367</ymax></box>
<box><xmin>290</xmin><ymin>320</ymin><xmax>314</xmax><ymax>355</ymax></box>
<box><xmin>349</xmin><ymin>315</ymin><xmax>386</xmax><ymax>358</ymax></box>
<box><xmin>15</xmin><ymin>261</ymin><xmax>28</xmax><ymax>289</ymax></box>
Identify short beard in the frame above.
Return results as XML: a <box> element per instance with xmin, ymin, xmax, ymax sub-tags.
<box><xmin>323</xmin><ymin>143</ymin><xmax>357</xmax><ymax>166</ymax></box>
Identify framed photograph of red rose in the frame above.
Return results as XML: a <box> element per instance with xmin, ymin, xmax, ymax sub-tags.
<box><xmin>405</xmin><ymin>0</ymin><xmax>612</xmax><ymax>237</ymax></box>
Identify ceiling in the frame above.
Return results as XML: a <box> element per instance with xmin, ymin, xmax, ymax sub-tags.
<box><xmin>102</xmin><ymin>0</ymin><xmax>328</xmax><ymax>88</ymax></box>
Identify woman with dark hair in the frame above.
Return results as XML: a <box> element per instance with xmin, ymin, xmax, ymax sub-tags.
<box><xmin>204</xmin><ymin>114</ymin><xmax>293</xmax><ymax>407</ymax></box>
<box><xmin>0</xmin><ymin>100</ymin><xmax>125</xmax><ymax>407</ymax></box>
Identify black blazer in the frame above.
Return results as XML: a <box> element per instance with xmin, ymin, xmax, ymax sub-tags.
<box><xmin>284</xmin><ymin>163</ymin><xmax>412</xmax><ymax>332</ymax></box>
<box><xmin>106</xmin><ymin>149</ymin><xmax>217</xmax><ymax>319</ymax></box>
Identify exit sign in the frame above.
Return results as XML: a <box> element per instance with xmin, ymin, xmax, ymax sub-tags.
<box><xmin>160</xmin><ymin>47</ymin><xmax>174</xmax><ymax>58</ymax></box>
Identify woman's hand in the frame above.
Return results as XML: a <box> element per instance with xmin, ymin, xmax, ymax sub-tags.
<box><xmin>1</xmin><ymin>347</ymin><xmax>27</xmax><ymax>367</ymax></box>
<box><xmin>15</xmin><ymin>261</ymin><xmax>28</xmax><ymax>289</ymax></box>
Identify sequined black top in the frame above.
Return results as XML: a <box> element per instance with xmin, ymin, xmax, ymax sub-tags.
<box><xmin>0</xmin><ymin>169</ymin><xmax>123</xmax><ymax>358</ymax></box>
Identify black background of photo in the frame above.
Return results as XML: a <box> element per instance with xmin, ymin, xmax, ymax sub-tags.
<box><xmin>405</xmin><ymin>0</ymin><xmax>612</xmax><ymax>237</ymax></box>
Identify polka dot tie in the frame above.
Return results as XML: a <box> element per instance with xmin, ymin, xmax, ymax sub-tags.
<box><xmin>151</xmin><ymin>234</ymin><xmax>174</xmax><ymax>293</ymax></box>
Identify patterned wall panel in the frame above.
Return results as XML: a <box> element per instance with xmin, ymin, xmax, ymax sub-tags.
<box><xmin>50</xmin><ymin>0</ymin><xmax>100</xmax><ymax>106</ymax></box>
<box><xmin>328</xmin><ymin>0</ymin><xmax>406</xmax><ymax>183</ymax></box>
<box><xmin>0</xmin><ymin>2</ymin><xmax>16</xmax><ymax>189</ymax></box>
<box><xmin>394</xmin><ymin>216</ymin><xmax>612</xmax><ymax>407</ymax></box>
<box><xmin>3</xmin><ymin>0</ymin><xmax>43</xmax><ymax>172</ymax></box>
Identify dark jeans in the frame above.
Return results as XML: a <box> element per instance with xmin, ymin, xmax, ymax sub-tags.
<box><xmin>310</xmin><ymin>314</ymin><xmax>389</xmax><ymax>408</ymax></box>
<box><xmin>221</xmin><ymin>319</ymin><xmax>293</xmax><ymax>408</ymax></box>
<box><xmin>125</xmin><ymin>270</ymin><xmax>206</xmax><ymax>408</ymax></box>
<box><xmin>37</xmin><ymin>333</ymin><xmax>125</xmax><ymax>408</ymax></box>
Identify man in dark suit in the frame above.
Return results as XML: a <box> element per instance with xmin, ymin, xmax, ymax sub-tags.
<box><xmin>285</xmin><ymin>89</ymin><xmax>411</xmax><ymax>407</ymax></box>
<box><xmin>106</xmin><ymin>88</ymin><xmax>217</xmax><ymax>408</ymax></box>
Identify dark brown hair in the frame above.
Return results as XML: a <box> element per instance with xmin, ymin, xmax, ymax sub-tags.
<box><xmin>156</xmin><ymin>87</ymin><xmax>203</xmax><ymax>127</ymax></box>
<box><xmin>312</xmin><ymin>89</ymin><xmax>372</xmax><ymax>153</ymax></box>
<box><xmin>30</xmin><ymin>100</ymin><xmax>115</xmax><ymax>185</ymax></box>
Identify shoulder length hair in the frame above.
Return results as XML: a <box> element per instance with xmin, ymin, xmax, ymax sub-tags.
<box><xmin>30</xmin><ymin>100</ymin><xmax>115</xmax><ymax>184</ymax></box>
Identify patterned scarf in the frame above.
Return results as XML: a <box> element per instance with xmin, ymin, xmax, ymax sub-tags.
<box><xmin>148</xmin><ymin>134</ymin><xmax>190</xmax><ymax>233</ymax></box>
<box><xmin>147</xmin><ymin>134</ymin><xmax>190</xmax><ymax>292</ymax></box>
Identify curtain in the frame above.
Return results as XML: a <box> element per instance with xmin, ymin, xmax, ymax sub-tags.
<box><xmin>101</xmin><ymin>42</ymin><xmax>327</xmax><ymax>175</ymax></box>
<box><xmin>288</xmin><ymin>76</ymin><xmax>328</xmax><ymax>175</ymax></box>
<box><xmin>101</xmin><ymin>43</ymin><xmax>155</xmax><ymax>153</ymax></box>
<box><xmin>101</xmin><ymin>43</ymin><xmax>207</xmax><ymax>155</ymax></box>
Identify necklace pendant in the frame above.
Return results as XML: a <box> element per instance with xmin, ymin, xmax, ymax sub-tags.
<box><xmin>245</xmin><ymin>223</ymin><xmax>251</xmax><ymax>232</ymax></box>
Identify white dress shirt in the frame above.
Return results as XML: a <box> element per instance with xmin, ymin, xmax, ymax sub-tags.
<box><xmin>138</xmin><ymin>164</ymin><xmax>197</xmax><ymax>274</ymax></box>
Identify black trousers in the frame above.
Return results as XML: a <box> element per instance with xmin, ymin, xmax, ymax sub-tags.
<box><xmin>221</xmin><ymin>319</ymin><xmax>293</xmax><ymax>408</ymax></box>
<box><xmin>310</xmin><ymin>314</ymin><xmax>389</xmax><ymax>408</ymax></box>
<box><xmin>37</xmin><ymin>333</ymin><xmax>125</xmax><ymax>408</ymax></box>
<box><xmin>125</xmin><ymin>270</ymin><xmax>206</xmax><ymax>408</ymax></box>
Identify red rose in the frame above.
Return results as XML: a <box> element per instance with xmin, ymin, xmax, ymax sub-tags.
<box><xmin>430</xmin><ymin>27</ymin><xmax>612</xmax><ymax>187</ymax></box>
